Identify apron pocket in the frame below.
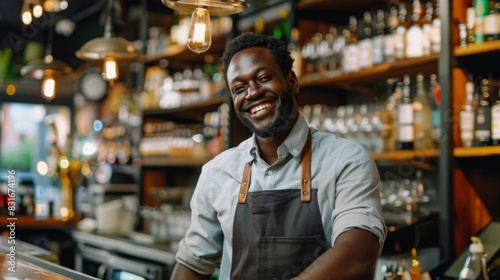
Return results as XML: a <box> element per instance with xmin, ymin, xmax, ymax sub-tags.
<box><xmin>258</xmin><ymin>235</ymin><xmax>327</xmax><ymax>280</ymax></box>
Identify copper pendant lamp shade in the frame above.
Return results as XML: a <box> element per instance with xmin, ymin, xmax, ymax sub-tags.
<box><xmin>75</xmin><ymin>0</ymin><xmax>141</xmax><ymax>62</ymax></box>
<box><xmin>21</xmin><ymin>55</ymin><xmax>72</xmax><ymax>79</ymax></box>
<box><xmin>75</xmin><ymin>34</ymin><xmax>141</xmax><ymax>61</ymax></box>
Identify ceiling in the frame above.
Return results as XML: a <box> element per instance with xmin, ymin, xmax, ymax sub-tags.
<box><xmin>0</xmin><ymin>0</ymin><xmax>171</xmax><ymax>71</ymax></box>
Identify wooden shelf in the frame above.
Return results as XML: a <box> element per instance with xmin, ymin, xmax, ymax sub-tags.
<box><xmin>0</xmin><ymin>216</ymin><xmax>79</xmax><ymax>229</ymax></box>
<box><xmin>454</xmin><ymin>40</ymin><xmax>500</xmax><ymax>57</ymax></box>
<box><xmin>140</xmin><ymin>155</ymin><xmax>214</xmax><ymax>167</ymax></box>
<box><xmin>143</xmin><ymin>95</ymin><xmax>228</xmax><ymax>121</ymax></box>
<box><xmin>371</xmin><ymin>149</ymin><xmax>439</xmax><ymax>162</ymax></box>
<box><xmin>454</xmin><ymin>146</ymin><xmax>500</xmax><ymax>158</ymax></box>
<box><xmin>297</xmin><ymin>0</ymin><xmax>386</xmax><ymax>11</ymax></box>
<box><xmin>299</xmin><ymin>54</ymin><xmax>438</xmax><ymax>90</ymax></box>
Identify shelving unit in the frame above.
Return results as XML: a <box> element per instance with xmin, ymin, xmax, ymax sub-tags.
<box><xmin>133</xmin><ymin>0</ymin><xmax>499</xmax><ymax>267</ymax></box>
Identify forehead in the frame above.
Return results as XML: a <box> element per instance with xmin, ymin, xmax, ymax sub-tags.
<box><xmin>227</xmin><ymin>47</ymin><xmax>279</xmax><ymax>83</ymax></box>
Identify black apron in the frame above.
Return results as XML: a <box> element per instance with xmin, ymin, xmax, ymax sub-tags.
<box><xmin>230</xmin><ymin>133</ymin><xmax>329</xmax><ymax>280</ymax></box>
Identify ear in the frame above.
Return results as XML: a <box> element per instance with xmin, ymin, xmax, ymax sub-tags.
<box><xmin>288</xmin><ymin>70</ymin><xmax>299</xmax><ymax>95</ymax></box>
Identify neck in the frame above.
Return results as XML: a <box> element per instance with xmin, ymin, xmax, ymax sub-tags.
<box><xmin>256</xmin><ymin>114</ymin><xmax>298</xmax><ymax>165</ymax></box>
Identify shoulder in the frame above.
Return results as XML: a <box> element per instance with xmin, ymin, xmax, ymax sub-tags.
<box><xmin>203</xmin><ymin>137</ymin><xmax>253</xmax><ymax>174</ymax></box>
<box><xmin>311</xmin><ymin>131</ymin><xmax>374</xmax><ymax>164</ymax></box>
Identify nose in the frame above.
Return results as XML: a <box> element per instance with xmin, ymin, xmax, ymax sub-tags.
<box><xmin>245</xmin><ymin>81</ymin><xmax>263</xmax><ymax>99</ymax></box>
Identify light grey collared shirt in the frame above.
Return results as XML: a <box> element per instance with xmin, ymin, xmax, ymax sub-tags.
<box><xmin>175</xmin><ymin>114</ymin><xmax>387</xmax><ymax>278</ymax></box>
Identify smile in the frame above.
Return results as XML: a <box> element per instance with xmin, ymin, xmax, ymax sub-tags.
<box><xmin>250</xmin><ymin>103</ymin><xmax>272</xmax><ymax>115</ymax></box>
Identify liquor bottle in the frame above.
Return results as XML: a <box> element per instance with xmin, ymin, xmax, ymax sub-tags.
<box><xmin>460</xmin><ymin>81</ymin><xmax>476</xmax><ymax>147</ymax></box>
<box><xmin>429</xmin><ymin>74</ymin><xmax>441</xmax><ymax>146</ymax></box>
<box><xmin>410</xmin><ymin>248</ymin><xmax>422</xmax><ymax>280</ymax></box>
<box><xmin>395</xmin><ymin>3</ymin><xmax>408</xmax><ymax>59</ymax></box>
<box><xmin>484</xmin><ymin>2</ymin><xmax>500</xmax><ymax>41</ymax></box>
<box><xmin>373</xmin><ymin>9</ymin><xmax>386</xmax><ymax>65</ymax></box>
<box><xmin>359</xmin><ymin>11</ymin><xmax>374</xmax><ymax>69</ymax></box>
<box><xmin>393</xmin><ymin>81</ymin><xmax>403</xmax><ymax>150</ymax></box>
<box><xmin>421</xmin><ymin>1</ymin><xmax>434</xmax><ymax>56</ymax></box>
<box><xmin>406</xmin><ymin>0</ymin><xmax>425</xmax><ymax>58</ymax></box>
<box><xmin>474</xmin><ymin>0</ymin><xmax>490</xmax><ymax>43</ymax></box>
<box><xmin>385</xmin><ymin>6</ymin><xmax>399</xmax><ymax>62</ymax></box>
<box><xmin>431</xmin><ymin>1</ymin><xmax>441</xmax><ymax>53</ymax></box>
<box><xmin>492</xmin><ymin>88</ymin><xmax>500</xmax><ymax>145</ymax></box>
<box><xmin>255</xmin><ymin>17</ymin><xmax>265</xmax><ymax>34</ymax></box>
<box><xmin>466</xmin><ymin>7</ymin><xmax>477</xmax><ymax>45</ymax></box>
<box><xmin>342</xmin><ymin>16</ymin><xmax>360</xmax><ymax>73</ymax></box>
<box><xmin>381</xmin><ymin>79</ymin><xmax>397</xmax><ymax>151</ymax></box>
<box><xmin>458</xmin><ymin>237</ymin><xmax>490</xmax><ymax>280</ymax></box>
<box><xmin>474</xmin><ymin>79</ymin><xmax>492</xmax><ymax>146</ymax></box>
<box><xmin>288</xmin><ymin>28</ymin><xmax>302</xmax><ymax>78</ymax></box>
<box><xmin>273</xmin><ymin>9</ymin><xmax>291</xmax><ymax>43</ymax></box>
<box><xmin>399</xmin><ymin>75</ymin><xmax>414</xmax><ymax>150</ymax></box>
<box><xmin>413</xmin><ymin>73</ymin><xmax>434</xmax><ymax>149</ymax></box>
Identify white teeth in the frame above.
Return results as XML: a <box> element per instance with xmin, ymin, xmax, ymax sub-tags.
<box><xmin>251</xmin><ymin>103</ymin><xmax>271</xmax><ymax>114</ymax></box>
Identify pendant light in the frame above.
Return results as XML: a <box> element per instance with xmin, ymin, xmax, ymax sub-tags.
<box><xmin>162</xmin><ymin>0</ymin><xmax>249</xmax><ymax>53</ymax></box>
<box><xmin>21</xmin><ymin>18</ymin><xmax>72</xmax><ymax>101</ymax></box>
<box><xmin>75</xmin><ymin>0</ymin><xmax>141</xmax><ymax>85</ymax></box>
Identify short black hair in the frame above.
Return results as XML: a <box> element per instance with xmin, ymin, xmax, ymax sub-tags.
<box><xmin>221</xmin><ymin>33</ymin><xmax>294</xmax><ymax>84</ymax></box>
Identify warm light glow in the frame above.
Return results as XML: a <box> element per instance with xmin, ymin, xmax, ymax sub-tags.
<box><xmin>33</xmin><ymin>4</ymin><xmax>43</xmax><ymax>18</ymax></box>
<box><xmin>102</xmin><ymin>56</ymin><xmax>119</xmax><ymax>84</ymax></box>
<box><xmin>82</xmin><ymin>142</ymin><xmax>97</xmax><ymax>156</ymax></box>
<box><xmin>42</xmin><ymin>76</ymin><xmax>56</xmax><ymax>100</ymax></box>
<box><xmin>6</xmin><ymin>84</ymin><xmax>16</xmax><ymax>95</ymax></box>
<box><xmin>187</xmin><ymin>7</ymin><xmax>212</xmax><ymax>54</ymax></box>
<box><xmin>37</xmin><ymin>161</ymin><xmax>49</xmax><ymax>175</ymax></box>
<box><xmin>22</xmin><ymin>10</ymin><xmax>32</xmax><ymax>25</ymax></box>
<box><xmin>59</xmin><ymin>157</ymin><xmax>70</xmax><ymax>169</ymax></box>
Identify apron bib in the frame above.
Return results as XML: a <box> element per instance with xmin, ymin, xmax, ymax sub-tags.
<box><xmin>231</xmin><ymin>133</ymin><xmax>329</xmax><ymax>280</ymax></box>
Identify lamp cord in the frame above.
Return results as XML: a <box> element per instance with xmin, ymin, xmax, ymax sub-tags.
<box><xmin>104</xmin><ymin>0</ymin><xmax>114</xmax><ymax>38</ymax></box>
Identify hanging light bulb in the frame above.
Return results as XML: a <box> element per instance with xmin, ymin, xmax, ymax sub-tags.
<box><xmin>41</xmin><ymin>75</ymin><xmax>56</xmax><ymax>100</ymax></box>
<box><xmin>76</xmin><ymin>0</ymin><xmax>141</xmax><ymax>84</ymax></box>
<box><xmin>162</xmin><ymin>0</ymin><xmax>249</xmax><ymax>53</ymax></box>
<box><xmin>21</xmin><ymin>0</ymin><xmax>33</xmax><ymax>25</ymax></box>
<box><xmin>32</xmin><ymin>0</ymin><xmax>44</xmax><ymax>18</ymax></box>
<box><xmin>187</xmin><ymin>7</ymin><xmax>212</xmax><ymax>53</ymax></box>
<box><xmin>102</xmin><ymin>56</ymin><xmax>119</xmax><ymax>84</ymax></box>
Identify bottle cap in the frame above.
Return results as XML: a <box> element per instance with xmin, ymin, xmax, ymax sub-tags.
<box><xmin>469</xmin><ymin>236</ymin><xmax>484</xmax><ymax>254</ymax></box>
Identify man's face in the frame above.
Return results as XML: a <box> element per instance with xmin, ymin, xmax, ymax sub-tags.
<box><xmin>226</xmin><ymin>47</ymin><xmax>298</xmax><ymax>138</ymax></box>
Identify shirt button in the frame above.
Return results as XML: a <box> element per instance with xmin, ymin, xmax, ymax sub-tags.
<box><xmin>267</xmin><ymin>170</ymin><xmax>273</xmax><ymax>175</ymax></box>
<box><xmin>292</xmin><ymin>149</ymin><xmax>298</xmax><ymax>154</ymax></box>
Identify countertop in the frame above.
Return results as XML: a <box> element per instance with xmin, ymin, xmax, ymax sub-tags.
<box><xmin>0</xmin><ymin>237</ymin><xmax>98</xmax><ymax>280</ymax></box>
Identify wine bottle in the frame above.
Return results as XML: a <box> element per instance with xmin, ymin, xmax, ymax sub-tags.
<box><xmin>460</xmin><ymin>81</ymin><xmax>476</xmax><ymax>147</ymax></box>
<box><xmin>395</xmin><ymin>3</ymin><xmax>408</xmax><ymax>60</ymax></box>
<box><xmin>359</xmin><ymin>11</ymin><xmax>374</xmax><ymax>69</ymax></box>
<box><xmin>429</xmin><ymin>74</ymin><xmax>441</xmax><ymax>146</ymax></box>
<box><xmin>474</xmin><ymin>79</ymin><xmax>492</xmax><ymax>146</ymax></box>
<box><xmin>492</xmin><ymin>88</ymin><xmax>500</xmax><ymax>145</ymax></box>
<box><xmin>399</xmin><ymin>75</ymin><xmax>414</xmax><ymax>150</ymax></box>
<box><xmin>406</xmin><ymin>0</ymin><xmax>425</xmax><ymax>58</ymax></box>
<box><xmin>474</xmin><ymin>0</ymin><xmax>490</xmax><ymax>43</ymax></box>
<box><xmin>413</xmin><ymin>73</ymin><xmax>434</xmax><ymax>149</ymax></box>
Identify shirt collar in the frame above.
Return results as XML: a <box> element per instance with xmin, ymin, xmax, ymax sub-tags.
<box><xmin>247</xmin><ymin>114</ymin><xmax>311</xmax><ymax>161</ymax></box>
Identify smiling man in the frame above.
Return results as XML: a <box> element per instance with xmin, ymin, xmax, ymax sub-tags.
<box><xmin>170</xmin><ymin>33</ymin><xmax>387</xmax><ymax>280</ymax></box>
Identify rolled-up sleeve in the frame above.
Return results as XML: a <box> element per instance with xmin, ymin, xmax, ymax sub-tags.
<box><xmin>175</xmin><ymin>164</ymin><xmax>223</xmax><ymax>275</ymax></box>
<box><xmin>330</xmin><ymin>142</ymin><xmax>387</xmax><ymax>249</ymax></box>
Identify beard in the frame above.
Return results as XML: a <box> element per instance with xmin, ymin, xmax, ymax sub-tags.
<box><xmin>236</xmin><ymin>89</ymin><xmax>294</xmax><ymax>138</ymax></box>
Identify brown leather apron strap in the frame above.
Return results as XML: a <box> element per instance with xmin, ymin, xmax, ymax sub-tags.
<box><xmin>238</xmin><ymin>162</ymin><xmax>252</xmax><ymax>204</ymax></box>
<box><xmin>301</xmin><ymin>132</ymin><xmax>312</xmax><ymax>202</ymax></box>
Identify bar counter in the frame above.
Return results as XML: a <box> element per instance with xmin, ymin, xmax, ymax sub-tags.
<box><xmin>0</xmin><ymin>237</ymin><xmax>98</xmax><ymax>280</ymax></box>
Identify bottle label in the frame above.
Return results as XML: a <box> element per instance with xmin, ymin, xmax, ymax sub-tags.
<box><xmin>359</xmin><ymin>39</ymin><xmax>374</xmax><ymax>69</ymax></box>
<box><xmin>372</xmin><ymin>36</ymin><xmax>384</xmax><ymax>65</ymax></box>
<box><xmin>384</xmin><ymin>34</ymin><xmax>396</xmax><ymax>61</ymax></box>
<box><xmin>460</xmin><ymin>111</ymin><xmax>475</xmax><ymax>130</ymax></box>
<box><xmin>342</xmin><ymin>45</ymin><xmax>360</xmax><ymax>73</ymax></box>
<box><xmin>431</xmin><ymin>110</ymin><xmax>440</xmax><ymax>127</ymax></box>
<box><xmin>406</xmin><ymin>26</ymin><xmax>424</xmax><ymax>58</ymax></box>
<box><xmin>399</xmin><ymin>103</ymin><xmax>414</xmax><ymax>124</ymax></box>
<box><xmin>492</xmin><ymin>105</ymin><xmax>500</xmax><ymax>139</ymax></box>
<box><xmin>431</xmin><ymin>19</ymin><xmax>441</xmax><ymax>53</ymax></box>
<box><xmin>399</xmin><ymin>124</ymin><xmax>414</xmax><ymax>141</ymax></box>
<box><xmin>484</xmin><ymin>13</ymin><xmax>499</xmax><ymax>36</ymax></box>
